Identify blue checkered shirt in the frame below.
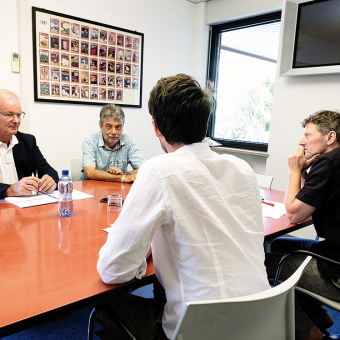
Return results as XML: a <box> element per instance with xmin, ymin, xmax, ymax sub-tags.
<box><xmin>79</xmin><ymin>132</ymin><xmax>145</xmax><ymax>180</ymax></box>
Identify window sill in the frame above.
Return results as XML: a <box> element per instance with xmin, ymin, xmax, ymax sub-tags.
<box><xmin>212</xmin><ymin>146</ymin><xmax>269</xmax><ymax>157</ymax></box>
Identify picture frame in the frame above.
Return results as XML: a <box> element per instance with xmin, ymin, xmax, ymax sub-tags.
<box><xmin>32</xmin><ymin>7</ymin><xmax>144</xmax><ymax>107</ymax></box>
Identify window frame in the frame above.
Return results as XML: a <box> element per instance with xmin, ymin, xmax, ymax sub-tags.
<box><xmin>207</xmin><ymin>11</ymin><xmax>282</xmax><ymax>153</ymax></box>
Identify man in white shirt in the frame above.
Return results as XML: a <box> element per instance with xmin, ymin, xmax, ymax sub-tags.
<box><xmin>96</xmin><ymin>74</ymin><xmax>270</xmax><ymax>340</ymax></box>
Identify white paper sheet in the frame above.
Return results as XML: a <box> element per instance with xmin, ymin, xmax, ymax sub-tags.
<box><xmin>4</xmin><ymin>189</ymin><xmax>93</xmax><ymax>208</ymax></box>
<box><xmin>261</xmin><ymin>200</ymin><xmax>286</xmax><ymax>219</ymax></box>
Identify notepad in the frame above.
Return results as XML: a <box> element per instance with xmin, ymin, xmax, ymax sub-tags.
<box><xmin>4</xmin><ymin>189</ymin><xmax>93</xmax><ymax>208</ymax></box>
<box><xmin>262</xmin><ymin>201</ymin><xmax>286</xmax><ymax>219</ymax></box>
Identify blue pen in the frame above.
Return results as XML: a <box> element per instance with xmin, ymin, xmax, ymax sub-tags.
<box><xmin>36</xmin><ymin>170</ymin><xmax>40</xmax><ymax>195</ymax></box>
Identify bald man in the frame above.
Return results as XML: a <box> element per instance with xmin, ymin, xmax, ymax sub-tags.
<box><xmin>0</xmin><ymin>89</ymin><xmax>59</xmax><ymax>199</ymax></box>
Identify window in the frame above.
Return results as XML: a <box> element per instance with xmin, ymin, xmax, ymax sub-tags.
<box><xmin>207</xmin><ymin>12</ymin><xmax>281</xmax><ymax>152</ymax></box>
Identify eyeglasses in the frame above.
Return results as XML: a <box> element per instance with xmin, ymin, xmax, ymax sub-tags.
<box><xmin>0</xmin><ymin>111</ymin><xmax>25</xmax><ymax>120</ymax></box>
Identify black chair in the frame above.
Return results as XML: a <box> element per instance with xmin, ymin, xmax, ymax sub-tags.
<box><xmin>273</xmin><ymin>249</ymin><xmax>340</xmax><ymax>339</ymax></box>
<box><xmin>88</xmin><ymin>303</ymin><xmax>137</xmax><ymax>340</ymax></box>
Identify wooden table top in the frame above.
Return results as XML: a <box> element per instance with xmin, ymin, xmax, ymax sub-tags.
<box><xmin>0</xmin><ymin>180</ymin><xmax>155</xmax><ymax>337</ymax></box>
<box><xmin>0</xmin><ymin>182</ymin><xmax>310</xmax><ymax>337</ymax></box>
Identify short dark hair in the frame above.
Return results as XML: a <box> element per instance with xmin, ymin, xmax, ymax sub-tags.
<box><xmin>302</xmin><ymin>110</ymin><xmax>340</xmax><ymax>141</ymax></box>
<box><xmin>148</xmin><ymin>74</ymin><xmax>214</xmax><ymax>145</ymax></box>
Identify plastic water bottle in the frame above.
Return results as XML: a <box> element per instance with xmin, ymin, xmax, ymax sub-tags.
<box><xmin>58</xmin><ymin>170</ymin><xmax>73</xmax><ymax>217</ymax></box>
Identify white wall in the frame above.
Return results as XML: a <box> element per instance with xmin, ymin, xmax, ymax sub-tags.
<box><xmin>3</xmin><ymin>0</ymin><xmax>209</xmax><ymax>177</ymax></box>
<box><xmin>191</xmin><ymin>3</ymin><xmax>210</xmax><ymax>84</ymax></box>
<box><xmin>206</xmin><ymin>0</ymin><xmax>282</xmax><ymax>24</ymax></box>
<box><xmin>0</xmin><ymin>2</ymin><xmax>20</xmax><ymax>95</ymax></box>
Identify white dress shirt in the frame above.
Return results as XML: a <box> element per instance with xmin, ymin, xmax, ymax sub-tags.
<box><xmin>97</xmin><ymin>142</ymin><xmax>270</xmax><ymax>339</ymax></box>
<box><xmin>0</xmin><ymin>135</ymin><xmax>19</xmax><ymax>185</ymax></box>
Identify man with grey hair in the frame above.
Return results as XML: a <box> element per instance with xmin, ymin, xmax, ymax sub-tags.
<box><xmin>79</xmin><ymin>104</ymin><xmax>144</xmax><ymax>182</ymax></box>
<box><xmin>0</xmin><ymin>89</ymin><xmax>58</xmax><ymax>199</ymax></box>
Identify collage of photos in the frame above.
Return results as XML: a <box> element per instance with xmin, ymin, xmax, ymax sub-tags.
<box><xmin>35</xmin><ymin>10</ymin><xmax>142</xmax><ymax>106</ymax></box>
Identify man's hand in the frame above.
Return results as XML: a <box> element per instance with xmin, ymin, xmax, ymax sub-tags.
<box><xmin>107</xmin><ymin>167</ymin><xmax>123</xmax><ymax>175</ymax></box>
<box><xmin>285</xmin><ymin>146</ymin><xmax>318</xmax><ymax>223</ymax></box>
<box><xmin>288</xmin><ymin>146</ymin><xmax>320</xmax><ymax>172</ymax></box>
<box><xmin>85</xmin><ymin>166</ymin><xmax>139</xmax><ymax>183</ymax></box>
<box><xmin>122</xmin><ymin>173</ymin><xmax>137</xmax><ymax>183</ymax></box>
<box><xmin>38</xmin><ymin>174</ymin><xmax>56</xmax><ymax>193</ymax></box>
<box><xmin>4</xmin><ymin>176</ymin><xmax>40</xmax><ymax>197</ymax></box>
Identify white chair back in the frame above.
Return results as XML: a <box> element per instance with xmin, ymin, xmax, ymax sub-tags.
<box><xmin>256</xmin><ymin>174</ymin><xmax>274</xmax><ymax>189</ymax></box>
<box><xmin>172</xmin><ymin>256</ymin><xmax>312</xmax><ymax>340</ymax></box>
<box><xmin>70</xmin><ymin>159</ymin><xmax>82</xmax><ymax>182</ymax></box>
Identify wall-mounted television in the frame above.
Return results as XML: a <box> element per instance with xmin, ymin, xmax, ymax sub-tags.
<box><xmin>280</xmin><ymin>0</ymin><xmax>340</xmax><ymax>76</ymax></box>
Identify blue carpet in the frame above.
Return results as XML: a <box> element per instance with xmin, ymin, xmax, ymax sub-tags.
<box><xmin>3</xmin><ymin>285</ymin><xmax>154</xmax><ymax>340</ymax></box>
<box><xmin>325</xmin><ymin>306</ymin><xmax>340</xmax><ymax>336</ymax></box>
<box><xmin>2</xmin><ymin>307</ymin><xmax>100</xmax><ymax>340</ymax></box>
<box><xmin>3</xmin><ymin>284</ymin><xmax>339</xmax><ymax>339</ymax></box>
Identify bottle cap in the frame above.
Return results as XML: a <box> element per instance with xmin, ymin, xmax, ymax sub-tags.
<box><xmin>62</xmin><ymin>170</ymin><xmax>69</xmax><ymax>176</ymax></box>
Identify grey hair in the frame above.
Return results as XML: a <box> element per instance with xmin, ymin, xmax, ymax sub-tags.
<box><xmin>0</xmin><ymin>89</ymin><xmax>19</xmax><ymax>100</ymax></box>
<box><xmin>100</xmin><ymin>104</ymin><xmax>125</xmax><ymax>124</ymax></box>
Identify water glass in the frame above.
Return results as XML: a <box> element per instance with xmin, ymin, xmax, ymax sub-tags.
<box><xmin>107</xmin><ymin>193</ymin><xmax>122</xmax><ymax>214</ymax></box>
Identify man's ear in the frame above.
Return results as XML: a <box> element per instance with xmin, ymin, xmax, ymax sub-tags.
<box><xmin>327</xmin><ymin>131</ymin><xmax>337</xmax><ymax>145</ymax></box>
<box><xmin>152</xmin><ymin>119</ymin><xmax>162</xmax><ymax>138</ymax></box>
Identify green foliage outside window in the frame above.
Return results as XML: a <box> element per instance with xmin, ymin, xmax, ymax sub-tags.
<box><xmin>215</xmin><ymin>79</ymin><xmax>274</xmax><ymax>143</ymax></box>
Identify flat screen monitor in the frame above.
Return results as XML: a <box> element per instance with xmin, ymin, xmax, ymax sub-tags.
<box><xmin>280</xmin><ymin>0</ymin><xmax>340</xmax><ymax>76</ymax></box>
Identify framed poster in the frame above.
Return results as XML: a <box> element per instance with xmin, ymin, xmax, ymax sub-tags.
<box><xmin>32</xmin><ymin>7</ymin><xmax>144</xmax><ymax>107</ymax></box>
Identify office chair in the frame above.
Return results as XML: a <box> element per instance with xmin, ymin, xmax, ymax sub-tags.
<box><xmin>70</xmin><ymin>158</ymin><xmax>82</xmax><ymax>182</ymax></box>
<box><xmin>88</xmin><ymin>303</ymin><xmax>137</xmax><ymax>340</ymax></box>
<box><xmin>88</xmin><ymin>256</ymin><xmax>311</xmax><ymax>340</ymax></box>
<box><xmin>255</xmin><ymin>173</ymin><xmax>274</xmax><ymax>189</ymax></box>
<box><xmin>273</xmin><ymin>249</ymin><xmax>340</xmax><ymax>339</ymax></box>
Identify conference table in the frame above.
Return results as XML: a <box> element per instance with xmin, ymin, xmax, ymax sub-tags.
<box><xmin>0</xmin><ymin>181</ymin><xmax>312</xmax><ymax>338</ymax></box>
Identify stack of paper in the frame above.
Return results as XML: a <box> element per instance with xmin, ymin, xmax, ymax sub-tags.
<box><xmin>262</xmin><ymin>201</ymin><xmax>286</xmax><ymax>219</ymax></box>
<box><xmin>4</xmin><ymin>190</ymin><xmax>93</xmax><ymax>208</ymax></box>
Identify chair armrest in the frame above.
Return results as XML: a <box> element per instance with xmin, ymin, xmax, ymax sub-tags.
<box><xmin>273</xmin><ymin>250</ymin><xmax>340</xmax><ymax>287</ymax></box>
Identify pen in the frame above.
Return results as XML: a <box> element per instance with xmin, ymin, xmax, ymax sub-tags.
<box><xmin>36</xmin><ymin>170</ymin><xmax>40</xmax><ymax>195</ymax></box>
<box><xmin>262</xmin><ymin>201</ymin><xmax>274</xmax><ymax>207</ymax></box>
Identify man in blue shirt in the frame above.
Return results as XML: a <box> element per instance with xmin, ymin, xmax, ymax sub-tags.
<box><xmin>79</xmin><ymin>104</ymin><xmax>144</xmax><ymax>182</ymax></box>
